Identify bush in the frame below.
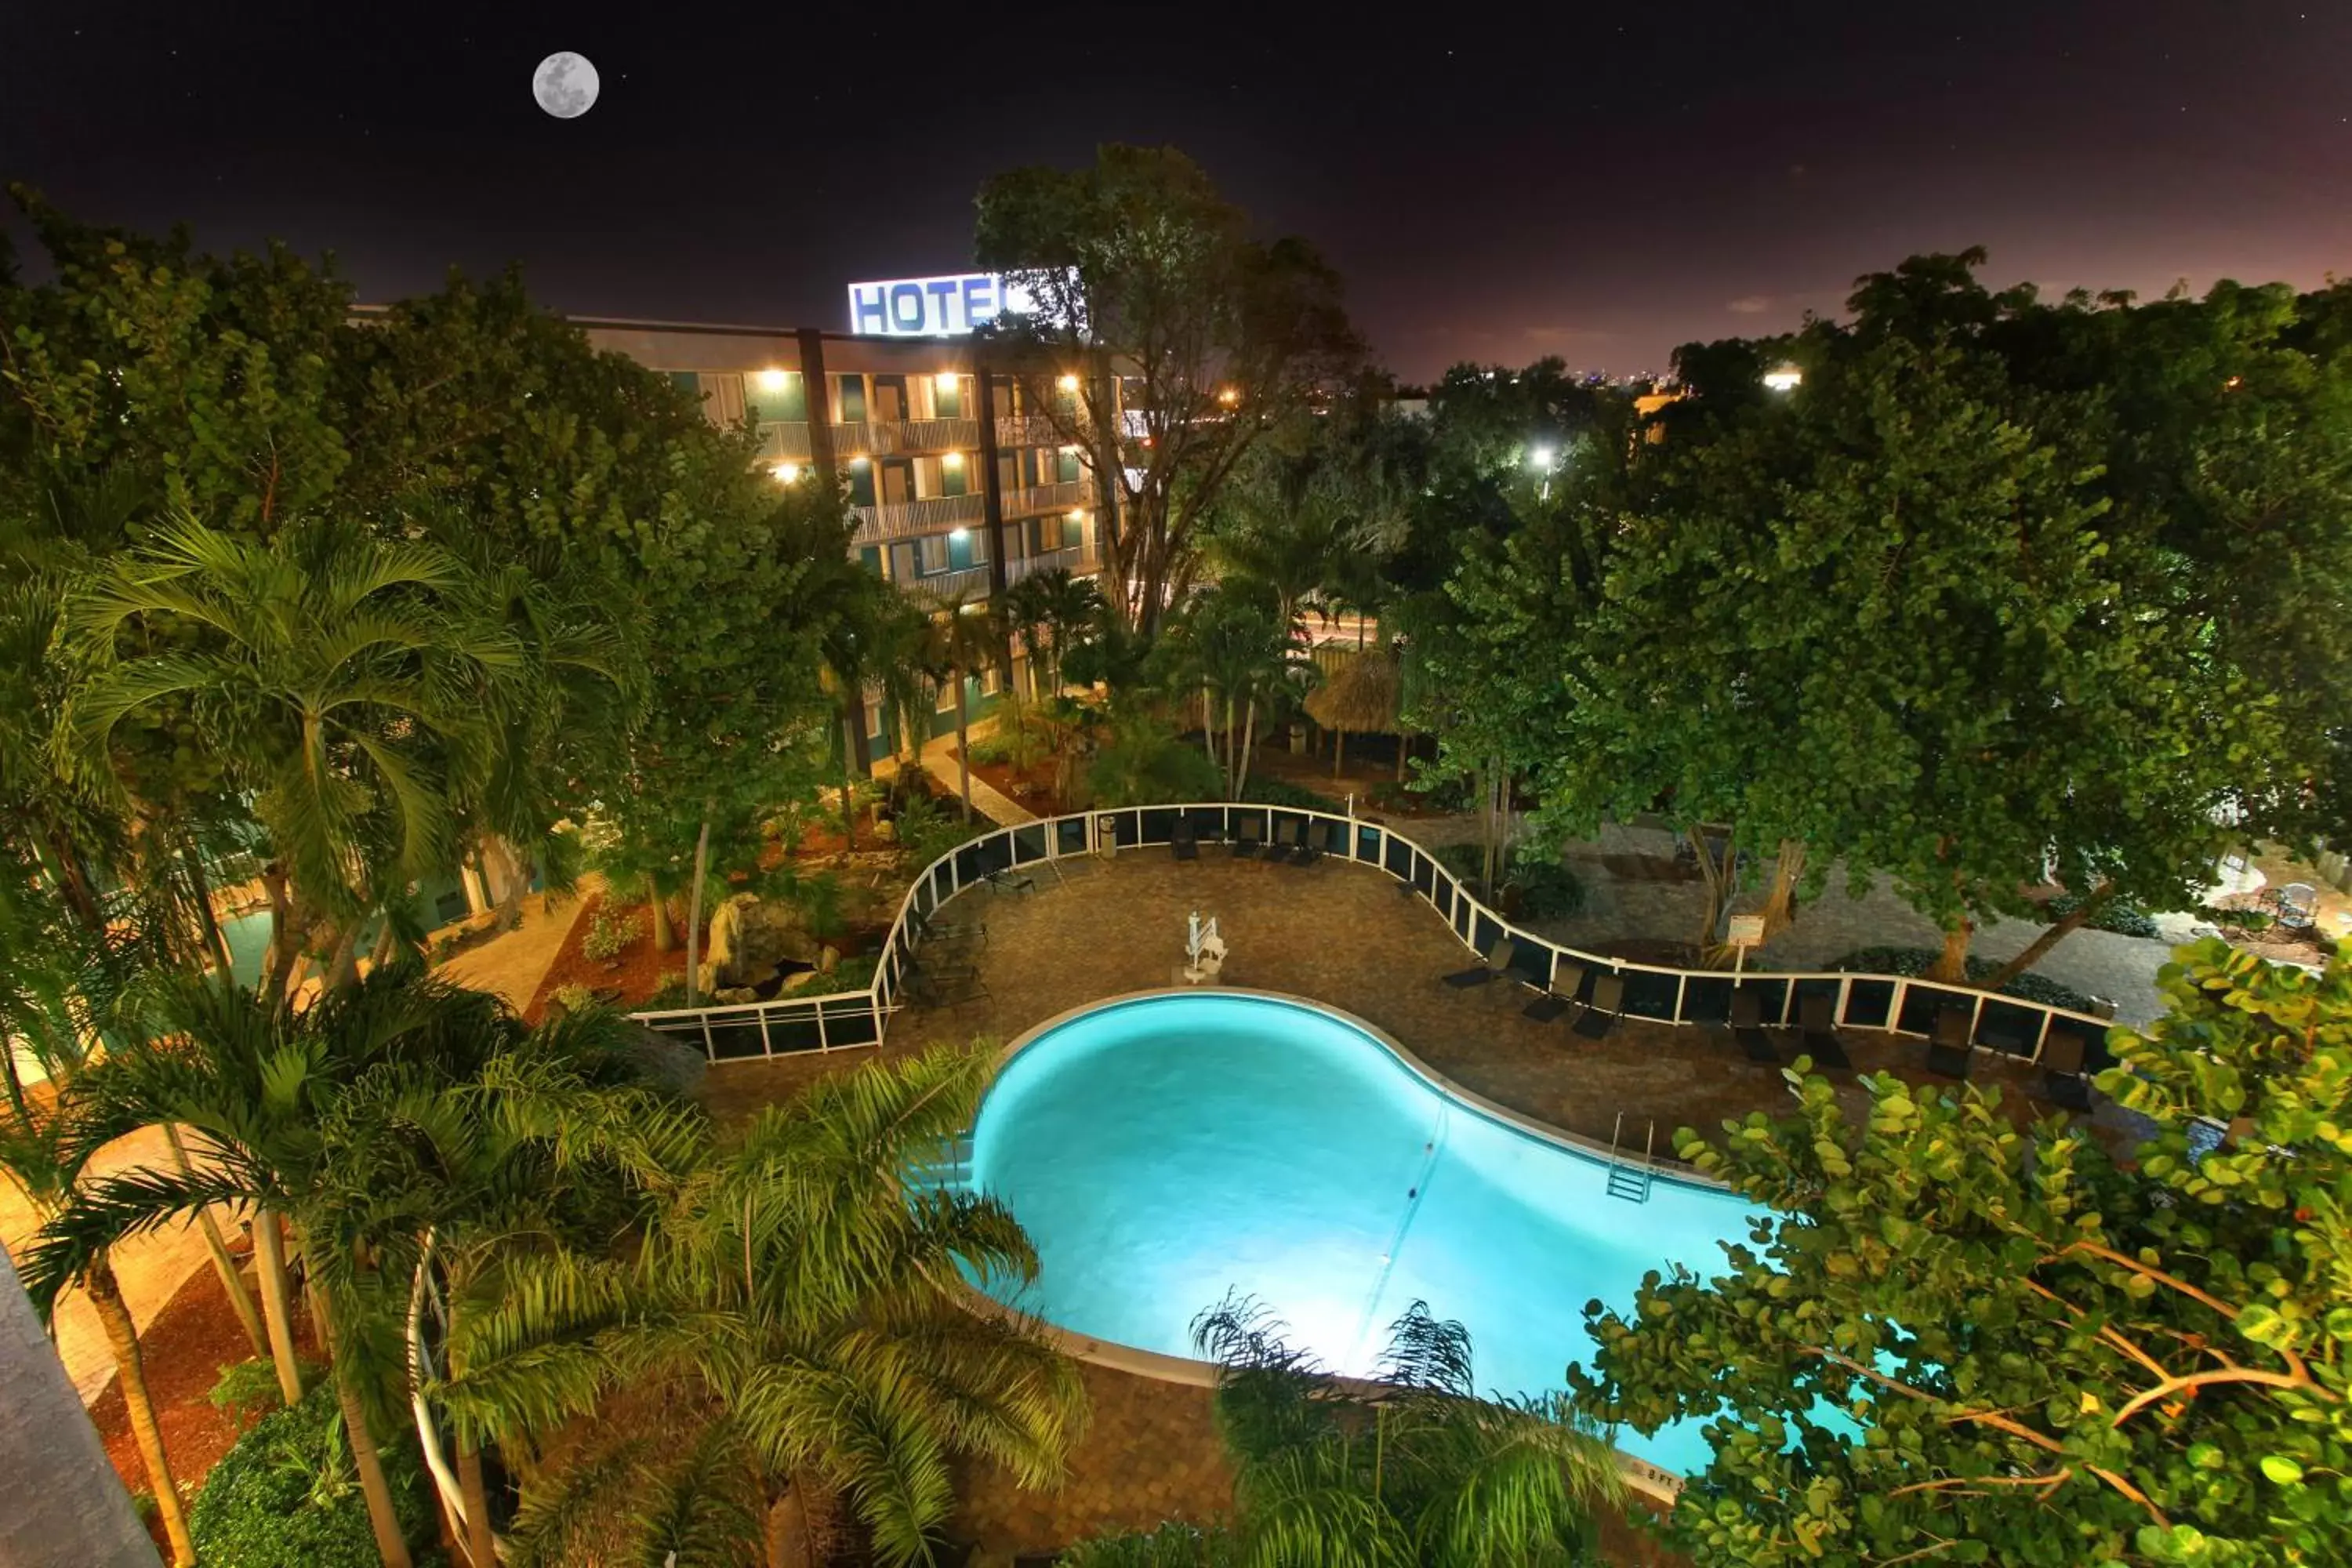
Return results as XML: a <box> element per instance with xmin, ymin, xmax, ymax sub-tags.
<box><xmin>1238</xmin><ymin>776</ymin><xmax>1337</xmax><ymax>810</ymax></box>
<box><xmin>892</xmin><ymin>796</ymin><xmax>986</xmax><ymax>870</ymax></box>
<box><xmin>645</xmin><ymin>971</ymin><xmax>689</xmax><ymax>1008</ymax></box>
<box><xmin>548</xmin><ymin>982</ymin><xmax>598</xmax><ymax>1017</ymax></box>
<box><xmin>2203</xmin><ymin>902</ymin><xmax>2274</xmax><ymax>932</ymax></box>
<box><xmin>1828</xmin><ymin>946</ymin><xmax>2105</xmax><ymax>1015</ymax></box>
<box><xmin>1506</xmin><ymin>856</ymin><xmax>1585</xmax><ymax>920</ymax></box>
<box><xmin>1432</xmin><ymin>841</ymin><xmax>1489</xmax><ymax>891</ymax></box>
<box><xmin>822</xmin><ymin>951</ymin><xmax>882</xmax><ymax>993</ymax></box>
<box><xmin>1087</xmin><ymin>720</ymin><xmax>1222</xmax><ymax>807</ymax></box>
<box><xmin>580</xmin><ymin>906</ymin><xmax>642</xmax><ymax>964</ymax></box>
<box><xmin>964</xmin><ymin>733</ymin><xmax>1015</xmax><ymax>767</ymax></box>
<box><xmin>208</xmin><ymin>1357</ymin><xmax>318</xmax><ymax>1432</ymax></box>
<box><xmin>2042</xmin><ymin>893</ymin><xmax>2161</xmax><ymax>938</ymax></box>
<box><xmin>191</xmin><ymin>1382</ymin><xmax>438</xmax><ymax>1568</ymax></box>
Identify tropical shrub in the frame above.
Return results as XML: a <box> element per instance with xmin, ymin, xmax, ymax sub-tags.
<box><xmin>207</xmin><ymin>1356</ymin><xmax>317</xmax><ymax>1432</ymax></box>
<box><xmin>1508</xmin><ymin>855</ymin><xmax>1586</xmax><ymax>920</ymax></box>
<box><xmin>1828</xmin><ymin>946</ymin><xmax>2103</xmax><ymax>1015</ymax></box>
<box><xmin>822</xmin><ymin>950</ymin><xmax>883</xmax><ymax>993</ymax></box>
<box><xmin>547</xmin><ymin>983</ymin><xmax>598</xmax><ymax>1017</ymax></box>
<box><xmin>579</xmin><ymin>907</ymin><xmax>642</xmax><ymax>964</ymax></box>
<box><xmin>1237</xmin><ymin>775</ymin><xmax>1334</xmax><ymax>810</ymax></box>
<box><xmin>2042</xmin><ymin>893</ymin><xmax>2161</xmax><ymax>938</ymax></box>
<box><xmin>1087</xmin><ymin>717</ymin><xmax>1223</xmax><ymax>807</ymax></box>
<box><xmin>892</xmin><ymin>794</ymin><xmax>986</xmax><ymax>870</ymax></box>
<box><xmin>190</xmin><ymin>1383</ymin><xmax>437</xmax><ymax>1568</ymax></box>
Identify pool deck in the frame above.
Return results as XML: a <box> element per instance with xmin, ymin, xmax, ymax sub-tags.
<box><xmin>696</xmin><ymin>846</ymin><xmax>2092</xmax><ymax>1562</ymax></box>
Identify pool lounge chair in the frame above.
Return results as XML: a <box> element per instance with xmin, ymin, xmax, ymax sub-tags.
<box><xmin>1443</xmin><ymin>939</ymin><xmax>1513</xmax><ymax>989</ymax></box>
<box><xmin>1797</xmin><ymin>993</ymin><xmax>1852</xmax><ymax>1069</ymax></box>
<box><xmin>1523</xmin><ymin>961</ymin><xmax>1587</xmax><ymax>1023</ymax></box>
<box><xmin>1285</xmin><ymin>820</ymin><xmax>1325</xmax><ymax>867</ymax></box>
<box><xmin>1171</xmin><ymin>818</ymin><xmax>1200</xmax><ymax>862</ymax></box>
<box><xmin>2042</xmin><ymin>1029</ymin><xmax>2094</xmax><ymax>1111</ymax></box>
<box><xmin>1231</xmin><ymin>818</ymin><xmax>1266</xmax><ymax>859</ymax></box>
<box><xmin>1573</xmin><ymin>971</ymin><xmax>1625</xmax><ymax>1038</ymax></box>
<box><xmin>911</xmin><ymin>906</ymin><xmax>986</xmax><ymax>949</ymax></box>
<box><xmin>1729</xmin><ymin>987</ymin><xmax>1780</xmax><ymax>1064</ymax></box>
<box><xmin>1499</xmin><ymin>941</ymin><xmax>1549</xmax><ymax>993</ymax></box>
<box><xmin>1926</xmin><ymin>1005</ymin><xmax>1974</xmax><ymax>1080</ymax></box>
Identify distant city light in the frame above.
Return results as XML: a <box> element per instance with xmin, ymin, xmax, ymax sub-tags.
<box><xmin>1762</xmin><ymin>366</ymin><xmax>1804</xmax><ymax>391</ymax></box>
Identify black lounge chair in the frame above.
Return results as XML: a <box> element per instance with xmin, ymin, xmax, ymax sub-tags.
<box><xmin>1443</xmin><ymin>939</ymin><xmax>1513</xmax><ymax>989</ymax></box>
<box><xmin>1926</xmin><ymin>1005</ymin><xmax>1975</xmax><ymax>1080</ymax></box>
<box><xmin>2042</xmin><ymin>1029</ymin><xmax>2094</xmax><ymax>1111</ymax></box>
<box><xmin>1185</xmin><ymin>808</ymin><xmax>1227</xmax><ymax>845</ymax></box>
<box><xmin>1523</xmin><ymin>961</ymin><xmax>1587</xmax><ymax>1023</ymax></box>
<box><xmin>1500</xmin><ymin>941</ymin><xmax>1549</xmax><ymax>993</ymax></box>
<box><xmin>911</xmin><ymin>906</ymin><xmax>986</xmax><ymax>948</ymax></box>
<box><xmin>1171</xmin><ymin>818</ymin><xmax>1200</xmax><ymax>861</ymax></box>
<box><xmin>1797</xmin><ymin>993</ymin><xmax>1851</xmax><ymax>1069</ymax></box>
<box><xmin>1730</xmin><ymin>988</ymin><xmax>1780</xmax><ymax>1064</ymax></box>
<box><xmin>1573</xmin><ymin>972</ymin><xmax>1625</xmax><ymax>1038</ymax></box>
<box><xmin>1231</xmin><ymin>818</ymin><xmax>1265</xmax><ymax>859</ymax></box>
<box><xmin>1286</xmin><ymin>820</ymin><xmax>1324</xmax><ymax>867</ymax></box>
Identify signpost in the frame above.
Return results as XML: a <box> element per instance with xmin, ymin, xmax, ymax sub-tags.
<box><xmin>1726</xmin><ymin>913</ymin><xmax>1766</xmax><ymax>980</ymax></box>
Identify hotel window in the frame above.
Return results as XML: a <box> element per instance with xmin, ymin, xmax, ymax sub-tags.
<box><xmin>746</xmin><ymin>371</ymin><xmax>805</xmax><ymax>423</ymax></box>
<box><xmin>918</xmin><ymin>534</ymin><xmax>951</xmax><ymax>575</ymax></box>
<box><xmin>668</xmin><ymin>371</ymin><xmax>702</xmax><ymax>401</ymax></box>
<box><xmin>980</xmin><ymin>663</ymin><xmax>1002</xmax><ymax>696</ymax></box>
<box><xmin>847</xmin><ymin>459</ymin><xmax>877</xmax><ymax>508</ymax></box>
<box><xmin>931</xmin><ymin>375</ymin><xmax>965</xmax><ymax>419</ymax></box>
<box><xmin>1057</xmin><ymin>447</ymin><xmax>1083</xmax><ymax>484</ymax></box>
<box><xmin>1033</xmin><ymin>514</ymin><xmax>1067</xmax><ymax>554</ymax></box>
<box><xmin>833</xmin><ymin>375</ymin><xmax>867</xmax><ymax>423</ymax></box>
<box><xmin>939</xmin><ymin>453</ymin><xmax>970</xmax><ymax>498</ymax></box>
<box><xmin>996</xmin><ymin>452</ymin><xmax>1022</xmax><ymax>495</ymax></box>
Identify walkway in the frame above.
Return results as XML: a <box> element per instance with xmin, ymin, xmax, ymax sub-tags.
<box><xmin>871</xmin><ymin>720</ymin><xmax>1039</xmax><ymax>827</ymax></box>
<box><xmin>434</xmin><ymin>877</ymin><xmax>597</xmax><ymax>1011</ymax></box>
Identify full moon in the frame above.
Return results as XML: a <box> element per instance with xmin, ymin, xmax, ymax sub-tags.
<box><xmin>532</xmin><ymin>52</ymin><xmax>600</xmax><ymax>119</ymax></box>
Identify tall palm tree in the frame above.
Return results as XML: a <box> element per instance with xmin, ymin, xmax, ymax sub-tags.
<box><xmin>921</xmin><ymin>593</ymin><xmax>1007</xmax><ymax>823</ymax></box>
<box><xmin>1065</xmin><ymin>1295</ymin><xmax>1626</xmax><ymax>1568</ymax></box>
<box><xmin>24</xmin><ymin>971</ymin><xmax>547</xmax><ymax>1568</ymax></box>
<box><xmin>63</xmin><ymin>515</ymin><xmax>521</xmax><ymax>995</ymax></box>
<box><xmin>437</xmin><ymin>1046</ymin><xmax>1087</xmax><ymax>1568</ymax></box>
<box><xmin>1170</xmin><ymin>589</ymin><xmax>1304</xmax><ymax>797</ymax></box>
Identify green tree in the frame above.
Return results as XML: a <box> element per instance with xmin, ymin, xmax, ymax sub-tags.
<box><xmin>975</xmin><ymin>145</ymin><xmax>1361</xmax><ymax>633</ymax></box>
<box><xmin>1572</xmin><ymin>939</ymin><xmax>2352</xmax><ymax>1567</ymax></box>
<box><xmin>436</xmin><ymin>1046</ymin><xmax>1086</xmax><ymax>1568</ymax></box>
<box><xmin>922</xmin><ymin>590</ymin><xmax>1007</xmax><ymax>823</ymax></box>
<box><xmin>1167</xmin><ymin>586</ymin><xmax>1305</xmax><ymax>797</ymax></box>
<box><xmin>1065</xmin><ymin>1294</ymin><xmax>1625</xmax><ymax>1568</ymax></box>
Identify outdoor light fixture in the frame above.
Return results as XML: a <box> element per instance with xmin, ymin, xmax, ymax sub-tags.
<box><xmin>949</xmin><ymin>528</ymin><xmax>970</xmax><ymax>542</ymax></box>
<box><xmin>850</xmin><ymin>456</ymin><xmax>871</xmax><ymax>469</ymax></box>
<box><xmin>1057</xmin><ymin>373</ymin><xmax>1081</xmax><ymax>392</ymax></box>
<box><xmin>771</xmin><ymin>463</ymin><xmax>800</xmax><ymax>483</ymax></box>
<box><xmin>757</xmin><ymin>368</ymin><xmax>788</xmax><ymax>391</ymax></box>
<box><xmin>1762</xmin><ymin>366</ymin><xmax>1804</xmax><ymax>391</ymax></box>
<box><xmin>1217</xmin><ymin>387</ymin><xmax>1240</xmax><ymax>405</ymax></box>
<box><xmin>1527</xmin><ymin>445</ymin><xmax>1557</xmax><ymax>470</ymax></box>
<box><xmin>935</xmin><ymin>372</ymin><xmax>959</xmax><ymax>390</ymax></box>
<box><xmin>942</xmin><ymin>452</ymin><xmax>964</xmax><ymax>468</ymax></box>
<box><xmin>1068</xmin><ymin>508</ymin><xmax>1086</xmax><ymax>521</ymax></box>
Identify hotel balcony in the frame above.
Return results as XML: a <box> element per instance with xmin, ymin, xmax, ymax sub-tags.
<box><xmin>1002</xmin><ymin>478</ymin><xmax>1091</xmax><ymax>516</ymax></box>
<box><xmin>903</xmin><ymin>564</ymin><xmax>995</xmax><ymax>604</ymax></box>
<box><xmin>1004</xmin><ymin>543</ymin><xmax>1098</xmax><ymax>584</ymax></box>
<box><xmin>754</xmin><ymin>422</ymin><xmax>814</xmax><ymax>462</ymax></box>
<box><xmin>870</xmin><ymin>417</ymin><xmax>979</xmax><ymax>455</ymax></box>
<box><xmin>851</xmin><ymin>492</ymin><xmax>987</xmax><ymax>544</ymax></box>
<box><xmin>994</xmin><ymin>413</ymin><xmax>1066</xmax><ymax>448</ymax></box>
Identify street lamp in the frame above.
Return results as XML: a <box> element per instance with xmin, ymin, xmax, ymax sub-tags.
<box><xmin>1762</xmin><ymin>366</ymin><xmax>1803</xmax><ymax>392</ymax></box>
<box><xmin>1526</xmin><ymin>445</ymin><xmax>1559</xmax><ymax>500</ymax></box>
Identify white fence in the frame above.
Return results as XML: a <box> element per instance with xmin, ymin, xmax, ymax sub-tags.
<box><xmin>629</xmin><ymin>803</ymin><xmax>2115</xmax><ymax>1070</ymax></box>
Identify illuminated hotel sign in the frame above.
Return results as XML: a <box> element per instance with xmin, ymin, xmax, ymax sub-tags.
<box><xmin>847</xmin><ymin>272</ymin><xmax>1028</xmax><ymax>337</ymax></box>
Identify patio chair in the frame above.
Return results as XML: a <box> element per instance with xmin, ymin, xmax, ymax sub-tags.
<box><xmin>1231</xmin><ymin>817</ymin><xmax>1266</xmax><ymax>859</ymax></box>
<box><xmin>1499</xmin><ymin>940</ymin><xmax>1549</xmax><ymax>993</ymax></box>
<box><xmin>2275</xmin><ymin>883</ymin><xmax>2319</xmax><ymax>933</ymax></box>
<box><xmin>1729</xmin><ymin>987</ymin><xmax>1780</xmax><ymax>1065</ymax></box>
<box><xmin>1523</xmin><ymin>960</ymin><xmax>1587</xmax><ymax>1023</ymax></box>
<box><xmin>1797</xmin><ymin>993</ymin><xmax>1852</xmax><ymax>1069</ymax></box>
<box><xmin>985</xmin><ymin>862</ymin><xmax>1036</xmax><ymax>896</ymax></box>
<box><xmin>1185</xmin><ymin>808</ymin><xmax>1227</xmax><ymax>845</ymax></box>
<box><xmin>1926</xmin><ymin>1005</ymin><xmax>1974</xmax><ymax>1080</ymax></box>
<box><xmin>911</xmin><ymin>906</ymin><xmax>986</xmax><ymax>948</ymax></box>
<box><xmin>1287</xmin><ymin>820</ymin><xmax>1325</xmax><ymax>867</ymax></box>
<box><xmin>906</xmin><ymin>960</ymin><xmax>989</xmax><ymax>1007</ymax></box>
<box><xmin>1573</xmin><ymin>971</ymin><xmax>1626</xmax><ymax>1039</ymax></box>
<box><xmin>2042</xmin><ymin>1029</ymin><xmax>2094</xmax><ymax>1112</ymax></box>
<box><xmin>1171</xmin><ymin>818</ymin><xmax>1200</xmax><ymax>862</ymax></box>
<box><xmin>1443</xmin><ymin>939</ymin><xmax>1514</xmax><ymax>989</ymax></box>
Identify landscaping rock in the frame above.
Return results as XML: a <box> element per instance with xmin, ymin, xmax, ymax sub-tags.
<box><xmin>706</xmin><ymin>892</ymin><xmax>822</xmax><ymax>986</ymax></box>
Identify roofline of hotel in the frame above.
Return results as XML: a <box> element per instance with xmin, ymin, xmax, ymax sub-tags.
<box><xmin>352</xmin><ymin>301</ymin><xmax>991</xmax><ymax>347</ymax></box>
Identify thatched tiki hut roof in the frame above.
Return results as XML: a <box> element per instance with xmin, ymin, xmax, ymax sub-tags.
<box><xmin>1305</xmin><ymin>647</ymin><xmax>1403</xmax><ymax>735</ymax></box>
<box><xmin>1305</xmin><ymin>647</ymin><xmax>1406</xmax><ymax>778</ymax></box>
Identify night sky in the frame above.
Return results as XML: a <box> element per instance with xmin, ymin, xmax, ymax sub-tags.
<box><xmin>5</xmin><ymin>2</ymin><xmax>2349</xmax><ymax>381</ymax></box>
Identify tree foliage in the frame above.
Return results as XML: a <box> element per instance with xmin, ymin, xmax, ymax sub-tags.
<box><xmin>1573</xmin><ymin>940</ymin><xmax>2352</xmax><ymax>1567</ymax></box>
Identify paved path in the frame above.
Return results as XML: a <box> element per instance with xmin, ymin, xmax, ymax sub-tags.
<box><xmin>434</xmin><ymin>877</ymin><xmax>597</xmax><ymax>1011</ymax></box>
<box><xmin>872</xmin><ymin>720</ymin><xmax>1039</xmax><ymax>827</ymax></box>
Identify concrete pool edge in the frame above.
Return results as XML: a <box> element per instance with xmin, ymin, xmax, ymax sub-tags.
<box><xmin>972</xmin><ymin>985</ymin><xmax>1711</xmax><ymax>1504</ymax></box>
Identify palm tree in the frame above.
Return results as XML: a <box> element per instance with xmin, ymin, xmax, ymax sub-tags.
<box><xmin>64</xmin><ymin>515</ymin><xmax>521</xmax><ymax>995</ymax></box>
<box><xmin>1005</xmin><ymin>568</ymin><xmax>1105</xmax><ymax>700</ymax></box>
<box><xmin>0</xmin><ymin>893</ymin><xmax>197</xmax><ymax>1564</ymax></box>
<box><xmin>437</xmin><ymin>1046</ymin><xmax>1087</xmax><ymax>1568</ymax></box>
<box><xmin>921</xmin><ymin>592</ymin><xmax>1007</xmax><ymax>823</ymax></box>
<box><xmin>1169</xmin><ymin>589</ymin><xmax>1305</xmax><ymax>797</ymax></box>
<box><xmin>24</xmin><ymin>970</ymin><xmax>551</xmax><ymax>1568</ymax></box>
<box><xmin>1063</xmin><ymin>1294</ymin><xmax>1626</xmax><ymax>1568</ymax></box>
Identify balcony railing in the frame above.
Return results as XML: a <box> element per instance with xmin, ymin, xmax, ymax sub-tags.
<box><xmin>1002</xmin><ymin>478</ymin><xmax>1091</xmax><ymax>517</ymax></box>
<box><xmin>830</xmin><ymin>420</ymin><xmax>873</xmax><ymax>458</ymax></box>
<box><xmin>994</xmin><ymin>413</ymin><xmax>1068</xmax><ymax>448</ymax></box>
<box><xmin>1004</xmin><ymin>545</ymin><xmax>1098</xmax><ymax>585</ymax></box>
<box><xmin>903</xmin><ymin>564</ymin><xmax>994</xmax><ymax>604</ymax></box>
<box><xmin>753</xmin><ymin>422</ymin><xmax>813</xmax><ymax>462</ymax></box>
<box><xmin>871</xmin><ymin>417</ymin><xmax>979</xmax><ymax>455</ymax></box>
<box><xmin>851</xmin><ymin>492</ymin><xmax>987</xmax><ymax>544</ymax></box>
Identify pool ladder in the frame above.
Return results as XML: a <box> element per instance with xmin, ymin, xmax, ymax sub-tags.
<box><xmin>1605</xmin><ymin>1112</ymin><xmax>1656</xmax><ymax>1203</ymax></box>
<box><xmin>906</xmin><ymin>1133</ymin><xmax>974</xmax><ymax>1197</ymax></box>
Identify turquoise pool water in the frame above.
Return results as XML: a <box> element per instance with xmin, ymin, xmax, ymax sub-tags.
<box><xmin>968</xmin><ymin>990</ymin><xmax>1759</xmax><ymax>1475</ymax></box>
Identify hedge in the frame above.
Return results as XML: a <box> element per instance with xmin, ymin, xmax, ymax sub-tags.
<box><xmin>190</xmin><ymin>1382</ymin><xmax>441</xmax><ymax>1568</ymax></box>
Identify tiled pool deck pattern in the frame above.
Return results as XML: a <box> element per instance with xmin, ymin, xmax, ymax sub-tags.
<box><xmin>698</xmin><ymin>848</ymin><xmax>2095</xmax><ymax>1559</ymax></box>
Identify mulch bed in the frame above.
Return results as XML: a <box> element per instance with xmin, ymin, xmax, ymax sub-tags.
<box><xmin>524</xmin><ymin>890</ymin><xmax>684</xmax><ymax>1022</ymax></box>
<box><xmin>956</xmin><ymin>746</ymin><xmax>1079</xmax><ymax>817</ymax></box>
<box><xmin>89</xmin><ymin>1256</ymin><xmax>325</xmax><ymax>1543</ymax></box>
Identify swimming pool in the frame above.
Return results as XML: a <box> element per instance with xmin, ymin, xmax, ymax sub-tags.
<box><xmin>967</xmin><ymin>989</ymin><xmax>1759</xmax><ymax>1475</ymax></box>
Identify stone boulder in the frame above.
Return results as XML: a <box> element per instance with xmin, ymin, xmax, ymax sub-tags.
<box><xmin>704</xmin><ymin>893</ymin><xmax>822</xmax><ymax>988</ymax></box>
